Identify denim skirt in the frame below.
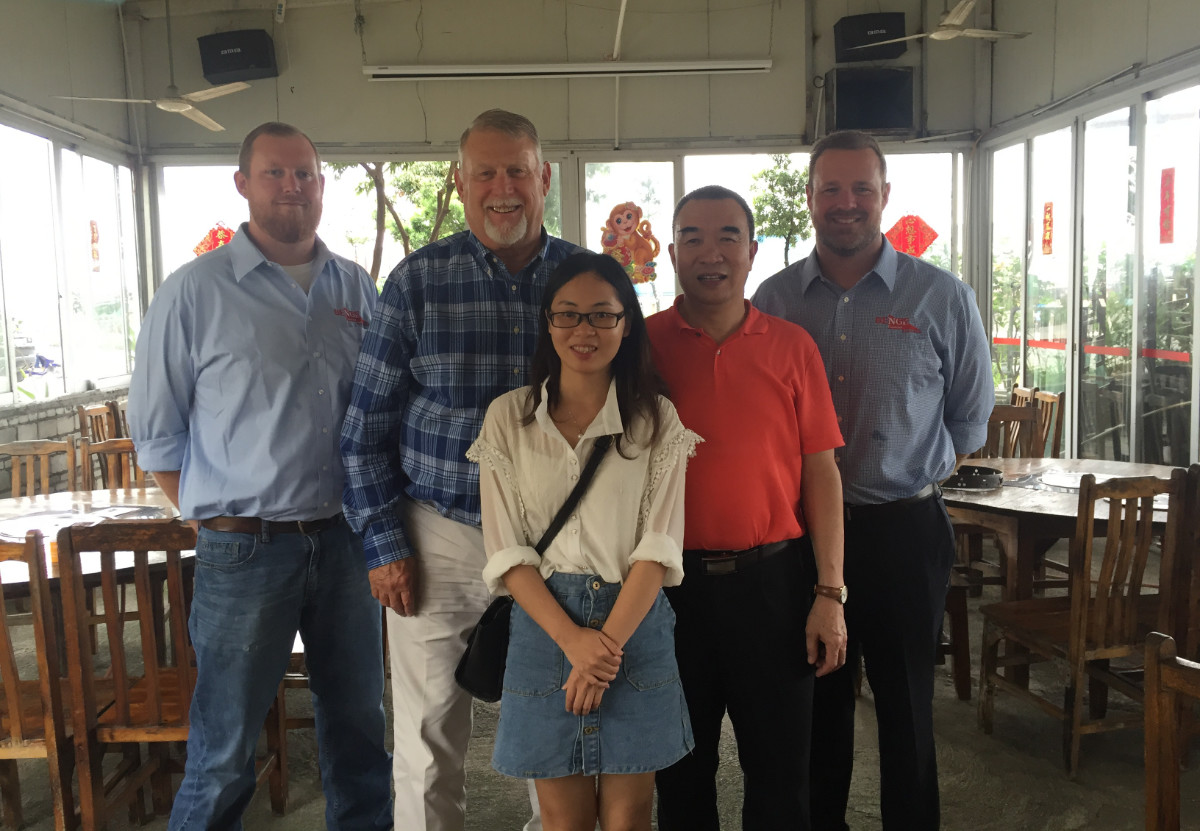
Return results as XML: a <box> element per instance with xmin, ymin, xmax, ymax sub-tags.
<box><xmin>492</xmin><ymin>572</ymin><xmax>694</xmax><ymax>779</ymax></box>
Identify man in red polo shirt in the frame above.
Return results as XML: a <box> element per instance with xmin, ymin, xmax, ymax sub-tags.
<box><xmin>648</xmin><ymin>185</ymin><xmax>848</xmax><ymax>831</ymax></box>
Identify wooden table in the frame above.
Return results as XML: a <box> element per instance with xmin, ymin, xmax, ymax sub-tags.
<box><xmin>0</xmin><ymin>487</ymin><xmax>177</xmax><ymax>583</ymax></box>
<box><xmin>942</xmin><ymin>457</ymin><xmax>1181</xmax><ymax>603</ymax></box>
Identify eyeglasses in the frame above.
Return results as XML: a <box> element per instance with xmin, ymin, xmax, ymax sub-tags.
<box><xmin>546</xmin><ymin>311</ymin><xmax>626</xmax><ymax>329</ymax></box>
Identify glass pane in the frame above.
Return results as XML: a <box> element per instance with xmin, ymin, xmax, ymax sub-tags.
<box><xmin>1079</xmin><ymin>108</ymin><xmax>1135</xmax><ymax>461</ymax></box>
<box><xmin>882</xmin><ymin>153</ymin><xmax>957</xmax><ymax>273</ymax></box>
<box><xmin>1025</xmin><ymin>127</ymin><xmax>1072</xmax><ymax>396</ymax></box>
<box><xmin>990</xmin><ymin>143</ymin><xmax>1025</xmax><ymax>399</ymax></box>
<box><xmin>159</xmin><ymin>165</ymin><xmax>244</xmax><ymax>276</ymax></box>
<box><xmin>118</xmin><ymin>165</ymin><xmax>141</xmax><ymax>366</ymax></box>
<box><xmin>1142</xmin><ymin>85</ymin><xmax>1199</xmax><ymax>466</ymax></box>
<box><xmin>61</xmin><ymin>155</ymin><xmax>130</xmax><ymax>381</ymax></box>
<box><xmin>683</xmin><ymin>153</ymin><xmax>811</xmax><ymax>297</ymax></box>
<box><xmin>0</xmin><ymin>125</ymin><xmax>62</xmax><ymax>399</ymax></box>
<box><xmin>585</xmin><ymin>162</ymin><xmax>674</xmax><ymax>316</ymax></box>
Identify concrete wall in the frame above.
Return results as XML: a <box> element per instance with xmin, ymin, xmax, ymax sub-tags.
<box><xmin>0</xmin><ymin>387</ymin><xmax>129</xmax><ymax>494</ymax></box>
<box><xmin>0</xmin><ymin>0</ymin><xmax>131</xmax><ymax>146</ymax></box>
<box><xmin>990</xmin><ymin>0</ymin><xmax>1200</xmax><ymax>125</ymax></box>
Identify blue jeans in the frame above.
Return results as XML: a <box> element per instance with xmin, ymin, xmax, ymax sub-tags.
<box><xmin>168</xmin><ymin>518</ymin><xmax>393</xmax><ymax>831</ymax></box>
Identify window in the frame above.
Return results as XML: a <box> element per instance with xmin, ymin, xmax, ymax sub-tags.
<box><xmin>0</xmin><ymin>123</ymin><xmax>140</xmax><ymax>402</ymax></box>
<box><xmin>1079</xmin><ymin>108</ymin><xmax>1135</xmax><ymax>461</ymax></box>
<box><xmin>990</xmin><ymin>143</ymin><xmax>1026</xmax><ymax>398</ymax></box>
<box><xmin>585</xmin><ymin>161</ymin><xmax>675</xmax><ymax>315</ymax></box>
<box><xmin>1024</xmin><ymin>127</ymin><xmax>1073</xmax><ymax>395</ymax></box>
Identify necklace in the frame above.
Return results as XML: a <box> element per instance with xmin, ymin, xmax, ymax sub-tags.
<box><xmin>554</xmin><ymin>403</ymin><xmax>592</xmax><ymax>441</ymax></box>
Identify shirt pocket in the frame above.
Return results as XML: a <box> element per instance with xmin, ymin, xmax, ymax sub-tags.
<box><xmin>503</xmin><ymin>601</ymin><xmax>566</xmax><ymax>697</ymax></box>
<box><xmin>620</xmin><ymin>592</ymin><xmax>681</xmax><ymax>692</ymax></box>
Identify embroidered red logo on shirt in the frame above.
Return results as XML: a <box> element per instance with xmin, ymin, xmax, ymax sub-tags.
<box><xmin>874</xmin><ymin>315</ymin><xmax>922</xmax><ymax>333</ymax></box>
<box><xmin>335</xmin><ymin>308</ymin><xmax>367</xmax><ymax>327</ymax></box>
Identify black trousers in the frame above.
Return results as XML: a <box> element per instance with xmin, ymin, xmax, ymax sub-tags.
<box><xmin>809</xmin><ymin>493</ymin><xmax>954</xmax><ymax>831</ymax></box>
<box><xmin>656</xmin><ymin>538</ymin><xmax>817</xmax><ymax>831</ymax></box>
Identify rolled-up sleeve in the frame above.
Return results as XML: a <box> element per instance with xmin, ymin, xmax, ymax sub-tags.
<box><xmin>628</xmin><ymin>423</ymin><xmax>703</xmax><ymax>588</ymax></box>
<box><xmin>466</xmin><ymin>428</ymin><xmax>538</xmax><ymax>596</ymax></box>
<box><xmin>128</xmin><ymin>279</ymin><xmax>193</xmax><ymax>475</ymax></box>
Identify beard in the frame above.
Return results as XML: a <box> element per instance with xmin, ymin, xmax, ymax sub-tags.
<box><xmin>483</xmin><ymin>209</ymin><xmax>529</xmax><ymax>247</ymax></box>
<box><xmin>253</xmin><ymin>200</ymin><xmax>322</xmax><ymax>245</ymax></box>
<box><xmin>815</xmin><ymin>211</ymin><xmax>881</xmax><ymax>258</ymax></box>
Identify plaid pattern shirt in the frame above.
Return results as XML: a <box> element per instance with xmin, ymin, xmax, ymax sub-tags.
<box><xmin>341</xmin><ymin>230</ymin><xmax>585</xmax><ymax>569</ymax></box>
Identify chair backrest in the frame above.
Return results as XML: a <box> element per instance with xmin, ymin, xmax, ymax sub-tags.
<box><xmin>0</xmin><ymin>531</ymin><xmax>68</xmax><ymax>751</ymax></box>
<box><xmin>105</xmin><ymin>400</ymin><xmax>128</xmax><ymax>440</ymax></box>
<box><xmin>1010</xmin><ymin>384</ymin><xmax>1039</xmax><ymax>408</ymax></box>
<box><xmin>0</xmin><ymin>440</ymin><xmax>78</xmax><ymax>497</ymax></box>
<box><xmin>1032</xmin><ymin>390</ymin><xmax>1064</xmax><ymax>458</ymax></box>
<box><xmin>1176</xmin><ymin>465</ymin><xmax>1200</xmax><ymax>663</ymax></box>
<box><xmin>80</xmin><ymin>438</ymin><xmax>147</xmax><ymax>491</ymax></box>
<box><xmin>1145</xmin><ymin>632</ymin><xmax>1200</xmax><ymax>831</ymax></box>
<box><xmin>975</xmin><ymin>403</ymin><xmax>1038</xmax><ymax>459</ymax></box>
<box><xmin>1067</xmin><ymin>470</ymin><xmax>1187</xmax><ymax>658</ymax></box>
<box><xmin>76</xmin><ymin>404</ymin><xmax>115</xmax><ymax>443</ymax></box>
<box><xmin>57</xmin><ymin>519</ymin><xmax>197</xmax><ymax>742</ymax></box>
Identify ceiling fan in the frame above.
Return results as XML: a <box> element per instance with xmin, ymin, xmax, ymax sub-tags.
<box><xmin>853</xmin><ymin>0</ymin><xmax>1030</xmax><ymax>50</ymax></box>
<box><xmin>57</xmin><ymin>0</ymin><xmax>248</xmax><ymax>131</ymax></box>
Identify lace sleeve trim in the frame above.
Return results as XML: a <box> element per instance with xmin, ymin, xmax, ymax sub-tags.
<box><xmin>638</xmin><ymin>428</ymin><xmax>703</xmax><ymax>533</ymax></box>
<box><xmin>466</xmin><ymin>438</ymin><xmax>533</xmax><ymax>545</ymax></box>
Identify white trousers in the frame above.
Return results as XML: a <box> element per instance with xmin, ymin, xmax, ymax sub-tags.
<box><xmin>388</xmin><ymin>500</ymin><xmax>543</xmax><ymax>831</ymax></box>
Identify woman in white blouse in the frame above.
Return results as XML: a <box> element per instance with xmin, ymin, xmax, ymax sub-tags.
<box><xmin>467</xmin><ymin>252</ymin><xmax>699</xmax><ymax>831</ymax></box>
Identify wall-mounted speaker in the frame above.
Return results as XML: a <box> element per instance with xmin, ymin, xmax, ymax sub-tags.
<box><xmin>833</xmin><ymin>13</ymin><xmax>908</xmax><ymax>63</ymax></box>
<box><xmin>826</xmin><ymin>67</ymin><xmax>915</xmax><ymax>134</ymax></box>
<box><xmin>197</xmin><ymin>30</ymin><xmax>278</xmax><ymax>85</ymax></box>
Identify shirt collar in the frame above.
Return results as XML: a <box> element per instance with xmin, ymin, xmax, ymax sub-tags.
<box><xmin>466</xmin><ymin>227</ymin><xmax>551</xmax><ymax>278</ymax></box>
<box><xmin>228</xmin><ymin>222</ymin><xmax>334</xmax><ymax>283</ymax></box>
<box><xmin>798</xmin><ymin>236</ymin><xmax>899</xmax><ymax>294</ymax></box>
<box><xmin>665</xmin><ymin>297</ymin><xmax>769</xmax><ymax>337</ymax></box>
<box><xmin>533</xmin><ymin>377</ymin><xmax>623</xmax><ymax>443</ymax></box>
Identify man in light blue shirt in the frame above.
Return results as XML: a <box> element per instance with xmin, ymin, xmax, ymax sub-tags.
<box><xmin>130</xmin><ymin>122</ymin><xmax>392</xmax><ymax>831</ymax></box>
<box><xmin>753</xmin><ymin>130</ymin><xmax>991</xmax><ymax>831</ymax></box>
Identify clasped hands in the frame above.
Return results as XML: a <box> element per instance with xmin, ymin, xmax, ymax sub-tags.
<box><xmin>560</xmin><ymin>626</ymin><xmax>623</xmax><ymax>715</ymax></box>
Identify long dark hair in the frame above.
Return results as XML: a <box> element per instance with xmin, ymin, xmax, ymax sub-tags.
<box><xmin>523</xmin><ymin>252</ymin><xmax>666</xmax><ymax>456</ymax></box>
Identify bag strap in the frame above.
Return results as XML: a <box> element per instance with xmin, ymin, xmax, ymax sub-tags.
<box><xmin>534</xmin><ymin>434</ymin><xmax>614</xmax><ymax>556</ymax></box>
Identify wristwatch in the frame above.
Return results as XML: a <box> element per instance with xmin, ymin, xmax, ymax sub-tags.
<box><xmin>814</xmin><ymin>584</ymin><xmax>848</xmax><ymax>604</ymax></box>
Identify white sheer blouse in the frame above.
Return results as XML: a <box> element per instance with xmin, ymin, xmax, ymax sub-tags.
<box><xmin>467</xmin><ymin>380</ymin><xmax>702</xmax><ymax>596</ymax></box>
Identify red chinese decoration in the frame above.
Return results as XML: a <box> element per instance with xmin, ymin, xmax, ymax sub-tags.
<box><xmin>193</xmin><ymin>222</ymin><xmax>236</xmax><ymax>257</ymax></box>
<box><xmin>1160</xmin><ymin>168</ymin><xmax>1175</xmax><ymax>244</ymax></box>
<box><xmin>1041</xmin><ymin>202</ymin><xmax>1053</xmax><ymax>255</ymax></box>
<box><xmin>884</xmin><ymin>215</ymin><xmax>938</xmax><ymax>257</ymax></box>
<box><xmin>90</xmin><ymin>220</ymin><xmax>101</xmax><ymax>272</ymax></box>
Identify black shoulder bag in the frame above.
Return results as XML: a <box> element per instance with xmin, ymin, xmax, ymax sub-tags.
<box><xmin>455</xmin><ymin>434</ymin><xmax>614</xmax><ymax>702</ymax></box>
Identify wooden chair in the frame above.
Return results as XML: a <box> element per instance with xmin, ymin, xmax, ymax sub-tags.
<box><xmin>79</xmin><ymin>438</ymin><xmax>148</xmax><ymax>491</ymax></box>
<box><xmin>0</xmin><ymin>440</ymin><xmax>79</xmax><ymax>498</ymax></box>
<box><xmin>0</xmin><ymin>532</ymin><xmax>74</xmax><ymax>830</ymax></box>
<box><xmin>1010</xmin><ymin>384</ymin><xmax>1038</xmax><ymax>409</ymax></box>
<box><xmin>76</xmin><ymin>404</ymin><xmax>116</xmax><ymax>443</ymax></box>
<box><xmin>973</xmin><ymin>403</ymin><xmax>1038</xmax><ymax>460</ymax></box>
<box><xmin>57</xmin><ymin>519</ymin><xmax>288</xmax><ymax>828</ymax></box>
<box><xmin>106</xmin><ymin>401</ymin><xmax>129</xmax><ymax>442</ymax></box>
<box><xmin>978</xmin><ymin>469</ymin><xmax>1188</xmax><ymax>777</ymax></box>
<box><xmin>936</xmin><ymin>570</ymin><xmax>972</xmax><ymax>701</ymax></box>
<box><xmin>1032</xmin><ymin>390</ymin><xmax>1064</xmax><ymax>459</ymax></box>
<box><xmin>1145</xmin><ymin>633</ymin><xmax>1200</xmax><ymax>831</ymax></box>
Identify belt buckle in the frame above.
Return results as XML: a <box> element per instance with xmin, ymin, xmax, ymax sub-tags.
<box><xmin>702</xmin><ymin>553</ymin><xmax>738</xmax><ymax>576</ymax></box>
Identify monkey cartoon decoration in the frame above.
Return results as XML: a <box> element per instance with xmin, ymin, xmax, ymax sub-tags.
<box><xmin>600</xmin><ymin>202</ymin><xmax>659</xmax><ymax>284</ymax></box>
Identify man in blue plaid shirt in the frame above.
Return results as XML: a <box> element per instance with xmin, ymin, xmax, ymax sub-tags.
<box><xmin>341</xmin><ymin>109</ymin><xmax>584</xmax><ymax>831</ymax></box>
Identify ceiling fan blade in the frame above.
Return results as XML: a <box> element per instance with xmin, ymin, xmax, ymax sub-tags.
<box><xmin>941</xmin><ymin>0</ymin><xmax>978</xmax><ymax>28</ymax></box>
<box><xmin>181</xmin><ymin>81</ymin><xmax>250</xmax><ymax>103</ymax></box>
<box><xmin>178</xmin><ymin>106</ymin><xmax>225</xmax><ymax>132</ymax></box>
<box><xmin>961</xmin><ymin>28</ymin><xmax>1031</xmax><ymax>39</ymax></box>
<box><xmin>849</xmin><ymin>32</ymin><xmax>929</xmax><ymax>50</ymax></box>
<box><xmin>56</xmin><ymin>96</ymin><xmax>155</xmax><ymax>104</ymax></box>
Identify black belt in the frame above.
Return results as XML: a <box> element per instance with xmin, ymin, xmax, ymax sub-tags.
<box><xmin>683</xmin><ymin>540</ymin><xmax>792</xmax><ymax>576</ymax></box>
<box><xmin>844</xmin><ymin>483</ymin><xmax>941</xmax><ymax>522</ymax></box>
<box><xmin>200</xmin><ymin>513</ymin><xmax>343</xmax><ymax>536</ymax></box>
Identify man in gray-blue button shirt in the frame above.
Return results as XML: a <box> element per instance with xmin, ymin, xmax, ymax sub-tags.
<box><xmin>753</xmin><ymin>130</ymin><xmax>992</xmax><ymax>831</ymax></box>
<box><xmin>130</xmin><ymin>122</ymin><xmax>392</xmax><ymax>831</ymax></box>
